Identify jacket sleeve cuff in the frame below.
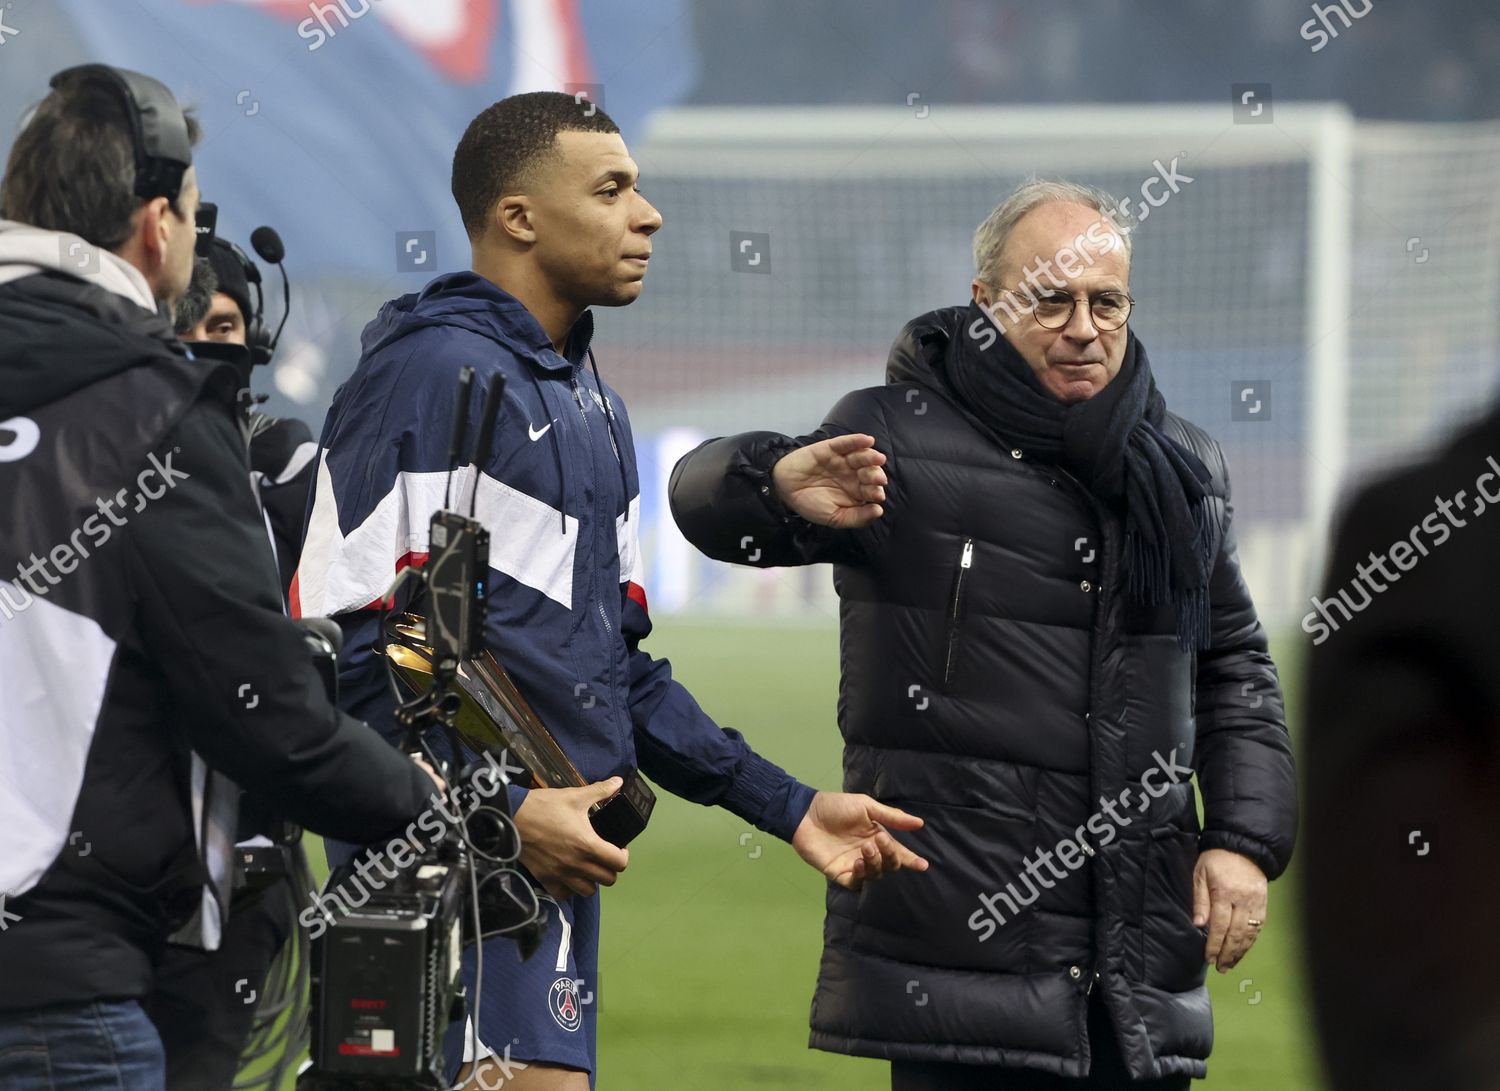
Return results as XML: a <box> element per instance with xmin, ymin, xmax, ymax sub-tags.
<box><xmin>726</xmin><ymin>434</ymin><xmax>804</xmax><ymax>521</ymax></box>
<box><xmin>1197</xmin><ymin>828</ymin><xmax>1286</xmax><ymax>882</ymax></box>
<box><xmin>719</xmin><ymin>750</ymin><xmax>817</xmax><ymax>843</ymax></box>
<box><xmin>669</xmin><ymin>433</ymin><xmax>803</xmax><ymax>562</ymax></box>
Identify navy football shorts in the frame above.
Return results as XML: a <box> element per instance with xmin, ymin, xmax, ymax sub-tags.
<box><xmin>445</xmin><ymin>889</ymin><xmax>601</xmax><ymax>1086</ymax></box>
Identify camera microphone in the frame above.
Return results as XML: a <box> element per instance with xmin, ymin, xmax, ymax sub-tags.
<box><xmin>250</xmin><ymin>225</ymin><xmax>285</xmax><ymax>265</ymax></box>
<box><xmin>250</xmin><ymin>225</ymin><xmax>290</xmax><ymax>361</ymax></box>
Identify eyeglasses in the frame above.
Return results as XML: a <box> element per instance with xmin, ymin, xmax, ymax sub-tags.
<box><xmin>1007</xmin><ymin>288</ymin><xmax>1135</xmax><ymax>331</ymax></box>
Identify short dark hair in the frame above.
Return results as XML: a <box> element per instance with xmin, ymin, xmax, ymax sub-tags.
<box><xmin>451</xmin><ymin>91</ymin><xmax>619</xmax><ymax>239</ymax></box>
<box><xmin>0</xmin><ymin>69</ymin><xmax>201</xmax><ymax>251</ymax></box>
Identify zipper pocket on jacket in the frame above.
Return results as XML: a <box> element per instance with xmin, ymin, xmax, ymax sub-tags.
<box><xmin>597</xmin><ymin>595</ymin><xmax>619</xmax><ymax>712</ymax></box>
<box><xmin>942</xmin><ymin>537</ymin><xmax>974</xmax><ymax>686</ymax></box>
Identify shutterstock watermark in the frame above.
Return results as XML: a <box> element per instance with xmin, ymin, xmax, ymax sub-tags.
<box><xmin>963</xmin><ymin>162</ymin><xmax>1190</xmax><ymax>346</ymax></box>
<box><xmin>966</xmin><ymin>219</ymin><xmax>1128</xmax><ymax>346</ymax></box>
<box><xmin>467</xmin><ymin>1045</ymin><xmax>529</xmax><ymax>1089</ymax></box>
<box><xmin>1301</xmin><ymin>0</ymin><xmax>1374</xmax><ymax>53</ymax></box>
<box><xmin>298</xmin><ymin>0</ymin><xmax>382</xmax><ymax>50</ymax></box>
<box><xmin>298</xmin><ymin>750</ymin><xmax>522</xmax><ymax>941</ymax></box>
<box><xmin>0</xmin><ymin>450</ymin><xmax>191</xmax><ymax>622</ymax></box>
<box><xmin>1302</xmin><ymin>453</ymin><xmax>1500</xmax><ymax>645</ymax></box>
<box><xmin>1097</xmin><ymin>156</ymin><xmax>1196</xmax><ymax>228</ymax></box>
<box><xmin>967</xmin><ymin>747</ymin><xmax>1193</xmax><ymax>941</ymax></box>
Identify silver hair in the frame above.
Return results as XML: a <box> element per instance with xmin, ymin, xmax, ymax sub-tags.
<box><xmin>971</xmin><ymin>178</ymin><xmax>1133</xmax><ymax>287</ymax></box>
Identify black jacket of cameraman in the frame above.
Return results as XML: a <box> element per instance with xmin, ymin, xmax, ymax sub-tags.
<box><xmin>668</xmin><ymin>306</ymin><xmax>1297</xmax><ymax>1080</ymax></box>
<box><xmin>0</xmin><ymin>222</ymin><xmax>435</xmax><ymax>1010</ymax></box>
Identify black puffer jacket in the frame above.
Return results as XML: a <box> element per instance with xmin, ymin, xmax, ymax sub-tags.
<box><xmin>670</xmin><ymin>307</ymin><xmax>1297</xmax><ymax>1080</ymax></box>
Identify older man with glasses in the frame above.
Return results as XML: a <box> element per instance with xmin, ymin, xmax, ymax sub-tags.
<box><xmin>669</xmin><ymin>179</ymin><xmax>1298</xmax><ymax>1089</ymax></box>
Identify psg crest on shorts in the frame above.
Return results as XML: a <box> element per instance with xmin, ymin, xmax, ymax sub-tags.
<box><xmin>549</xmin><ymin>977</ymin><xmax>583</xmax><ymax>1033</ymax></box>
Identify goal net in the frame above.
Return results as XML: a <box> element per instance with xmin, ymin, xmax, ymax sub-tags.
<box><xmin>601</xmin><ymin>104</ymin><xmax>1500</xmax><ymax>631</ymax></box>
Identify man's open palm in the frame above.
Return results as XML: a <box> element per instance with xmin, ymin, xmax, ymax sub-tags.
<box><xmin>771</xmin><ymin>433</ymin><xmax>888</xmax><ymax>529</ymax></box>
<box><xmin>792</xmin><ymin>791</ymin><xmax>930</xmax><ymax>891</ymax></box>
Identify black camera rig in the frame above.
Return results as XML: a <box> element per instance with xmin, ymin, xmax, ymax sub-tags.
<box><xmin>297</xmin><ymin>370</ymin><xmax>546</xmax><ymax>1090</ymax></box>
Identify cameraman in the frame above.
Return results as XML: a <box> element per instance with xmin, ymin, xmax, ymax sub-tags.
<box><xmin>180</xmin><ymin>234</ymin><xmax>316</xmax><ymax>597</ymax></box>
<box><xmin>131</xmin><ymin>238</ymin><xmax>320</xmax><ymax>1090</ymax></box>
<box><xmin>0</xmin><ymin>65</ymin><xmax>440</xmax><ymax>1091</ymax></box>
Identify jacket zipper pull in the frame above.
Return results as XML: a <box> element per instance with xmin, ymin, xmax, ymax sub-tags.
<box><xmin>942</xmin><ymin>538</ymin><xmax>975</xmax><ymax>686</ymax></box>
<box><xmin>952</xmin><ymin>540</ymin><xmax>973</xmax><ymax>621</ymax></box>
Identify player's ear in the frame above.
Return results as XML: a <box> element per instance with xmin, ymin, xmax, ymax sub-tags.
<box><xmin>495</xmin><ymin>194</ymin><xmax>536</xmax><ymax>245</ymax></box>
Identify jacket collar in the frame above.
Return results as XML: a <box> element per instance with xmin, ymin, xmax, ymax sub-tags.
<box><xmin>506</xmin><ymin>296</ymin><xmax>596</xmax><ymax>371</ymax></box>
<box><xmin>885</xmin><ymin>305</ymin><xmax>965</xmax><ymax>388</ymax></box>
<box><xmin>399</xmin><ymin>271</ymin><xmax>595</xmax><ymax>373</ymax></box>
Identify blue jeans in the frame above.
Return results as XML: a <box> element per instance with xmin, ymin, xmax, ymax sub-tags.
<box><xmin>0</xmin><ymin>1000</ymin><xmax>166</xmax><ymax>1090</ymax></box>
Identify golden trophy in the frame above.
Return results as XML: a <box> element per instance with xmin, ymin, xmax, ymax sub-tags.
<box><xmin>383</xmin><ymin>613</ymin><xmax>655</xmax><ymax>847</ymax></box>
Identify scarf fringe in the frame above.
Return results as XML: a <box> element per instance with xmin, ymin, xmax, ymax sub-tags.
<box><xmin>1125</xmin><ymin>494</ymin><xmax>1216</xmax><ymax>652</ymax></box>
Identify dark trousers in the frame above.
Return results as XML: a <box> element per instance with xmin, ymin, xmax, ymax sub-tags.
<box><xmin>891</xmin><ymin>996</ymin><xmax>1194</xmax><ymax>1090</ymax></box>
<box><xmin>143</xmin><ymin>878</ymin><xmax>296</xmax><ymax>1091</ymax></box>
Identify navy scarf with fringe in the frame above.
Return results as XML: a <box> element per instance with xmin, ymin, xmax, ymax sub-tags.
<box><xmin>943</xmin><ymin>301</ymin><xmax>1215</xmax><ymax>651</ymax></box>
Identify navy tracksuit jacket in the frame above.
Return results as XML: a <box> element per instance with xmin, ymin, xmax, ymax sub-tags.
<box><xmin>296</xmin><ymin>271</ymin><xmax>814</xmax><ymax>839</ymax></box>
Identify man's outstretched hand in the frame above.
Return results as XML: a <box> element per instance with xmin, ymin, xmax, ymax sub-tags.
<box><xmin>791</xmin><ymin>791</ymin><xmax>929</xmax><ymax>891</ymax></box>
<box><xmin>771</xmin><ymin>434</ymin><xmax>888</xmax><ymax>529</ymax></box>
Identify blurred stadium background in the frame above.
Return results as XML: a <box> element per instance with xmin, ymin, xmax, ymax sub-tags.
<box><xmin>4</xmin><ymin>1</ymin><xmax>1497</xmax><ymax>1086</ymax></box>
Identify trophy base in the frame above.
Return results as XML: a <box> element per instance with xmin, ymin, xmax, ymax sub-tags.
<box><xmin>589</xmin><ymin>771</ymin><xmax>655</xmax><ymax>847</ymax></box>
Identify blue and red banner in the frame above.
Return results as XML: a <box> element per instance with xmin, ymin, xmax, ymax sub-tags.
<box><xmin>6</xmin><ymin>0</ymin><xmax>696</xmax><ymax>276</ymax></box>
